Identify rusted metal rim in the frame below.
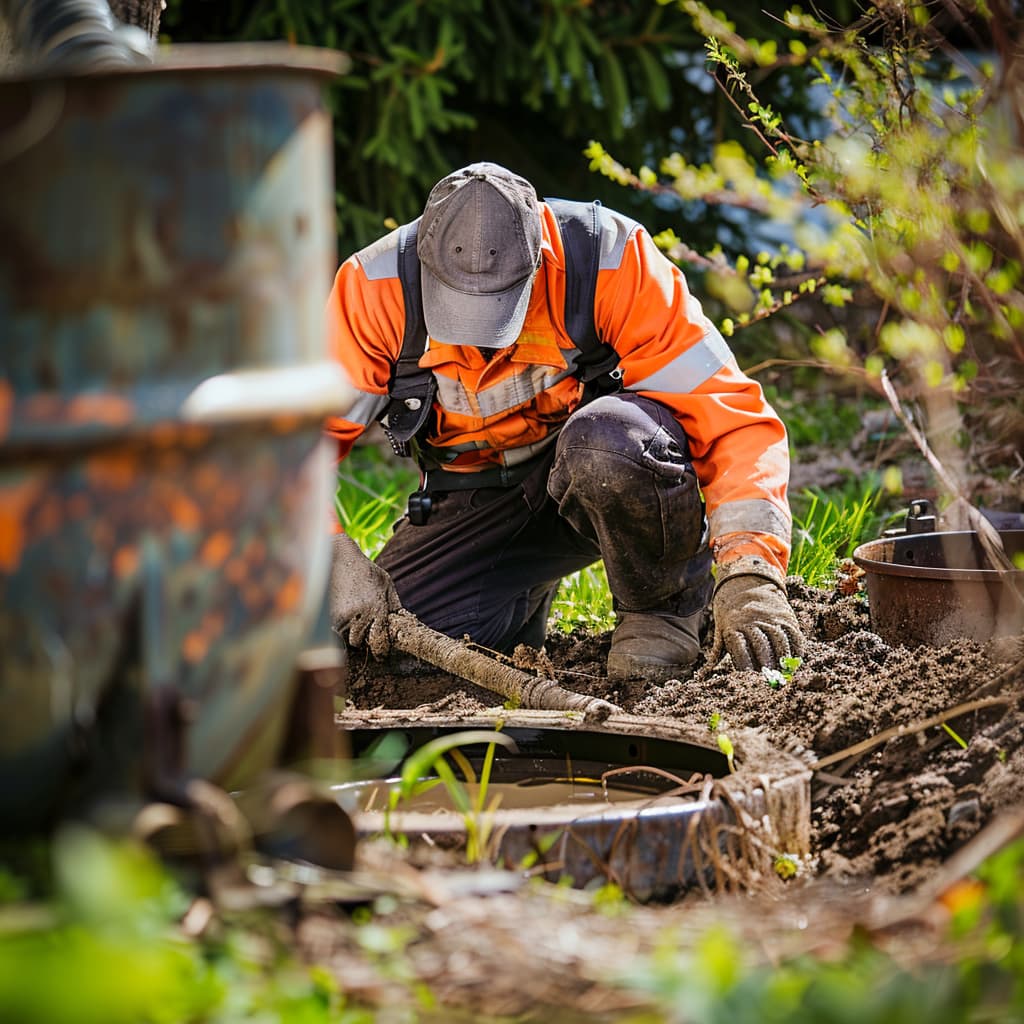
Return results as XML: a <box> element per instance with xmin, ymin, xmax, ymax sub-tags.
<box><xmin>853</xmin><ymin>532</ymin><xmax>1024</xmax><ymax>583</ymax></box>
<box><xmin>335</xmin><ymin>710</ymin><xmax>811</xmax><ymax>901</ymax></box>
<box><xmin>0</xmin><ymin>42</ymin><xmax>351</xmax><ymax>83</ymax></box>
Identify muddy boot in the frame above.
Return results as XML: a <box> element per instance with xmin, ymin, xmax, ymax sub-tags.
<box><xmin>607</xmin><ymin>610</ymin><xmax>702</xmax><ymax>682</ymax></box>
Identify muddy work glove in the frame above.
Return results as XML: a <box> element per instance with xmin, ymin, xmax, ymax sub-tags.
<box><xmin>328</xmin><ymin>533</ymin><xmax>401</xmax><ymax>657</ymax></box>
<box><xmin>711</xmin><ymin>557</ymin><xmax>804</xmax><ymax>672</ymax></box>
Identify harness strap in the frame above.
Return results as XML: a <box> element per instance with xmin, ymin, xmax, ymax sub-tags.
<box><xmin>381</xmin><ymin>218</ymin><xmax>436</xmax><ymax>452</ymax></box>
<box><xmin>546</xmin><ymin>198</ymin><xmax>621</xmax><ymax>390</ymax></box>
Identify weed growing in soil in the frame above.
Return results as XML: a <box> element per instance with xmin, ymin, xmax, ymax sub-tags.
<box><xmin>708</xmin><ymin>713</ymin><xmax>736</xmax><ymax>773</ymax></box>
<box><xmin>384</xmin><ymin>730</ymin><xmax>517</xmax><ymax>864</ymax></box>
<box><xmin>763</xmin><ymin>655</ymin><xmax>803</xmax><ymax>689</ymax></box>
<box><xmin>790</xmin><ymin>484</ymin><xmax>882</xmax><ymax>586</ymax></box>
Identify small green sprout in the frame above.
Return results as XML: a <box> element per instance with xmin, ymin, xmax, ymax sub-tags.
<box><xmin>941</xmin><ymin>722</ymin><xmax>968</xmax><ymax>750</ymax></box>
<box><xmin>774</xmin><ymin>853</ymin><xmax>800</xmax><ymax>880</ymax></box>
<box><xmin>716</xmin><ymin>733</ymin><xmax>736</xmax><ymax>773</ymax></box>
<box><xmin>998</xmin><ymin>749</ymin><xmax>1008</xmax><ymax>764</ymax></box>
<box><xmin>591</xmin><ymin>882</ymin><xmax>627</xmax><ymax>915</ymax></box>
<box><xmin>709</xmin><ymin>712</ymin><xmax>735</xmax><ymax>772</ymax></box>
<box><xmin>763</xmin><ymin>655</ymin><xmax>803</xmax><ymax>689</ymax></box>
<box><xmin>780</xmin><ymin>655</ymin><xmax>803</xmax><ymax>677</ymax></box>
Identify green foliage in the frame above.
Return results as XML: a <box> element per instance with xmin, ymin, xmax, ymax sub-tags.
<box><xmin>0</xmin><ymin>829</ymin><xmax>372</xmax><ymax>1024</ymax></box>
<box><xmin>335</xmin><ymin>447</ymin><xmax>417</xmax><ymax>556</ymax></box>
<box><xmin>4</xmin><ymin>806</ymin><xmax>1024</xmax><ymax>1022</ymax></box>
<box><xmin>764</xmin><ymin>385</ymin><xmax>869</xmax><ymax>449</ymax></box>
<box><xmin>550</xmin><ymin>561</ymin><xmax>616</xmax><ymax>635</ymax></box>
<box><xmin>621</xmin><ymin>838</ymin><xmax>1024</xmax><ymax>1023</ymax></box>
<box><xmin>599</xmin><ymin>0</ymin><xmax>1024</xmax><ymax>507</ymax></box>
<box><xmin>790</xmin><ymin>483</ymin><xmax>883</xmax><ymax>586</ymax></box>
<box><xmin>385</xmin><ymin>729</ymin><xmax>518</xmax><ymax>864</ymax></box>
<box><xmin>162</xmin><ymin>0</ymin><xmax>724</xmax><ymax>252</ymax></box>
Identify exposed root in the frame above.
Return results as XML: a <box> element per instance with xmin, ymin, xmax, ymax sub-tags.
<box><xmin>389</xmin><ymin>610</ymin><xmax>621</xmax><ymax>721</ymax></box>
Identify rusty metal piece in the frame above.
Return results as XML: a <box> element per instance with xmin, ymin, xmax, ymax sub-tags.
<box><xmin>278</xmin><ymin>645</ymin><xmax>351</xmax><ymax>768</ymax></box>
<box><xmin>0</xmin><ymin>45</ymin><xmax>354</xmax><ymax>831</ymax></box>
<box><xmin>335</xmin><ymin>710</ymin><xmax>811</xmax><ymax>902</ymax></box>
<box><xmin>853</xmin><ymin>530</ymin><xmax>1024</xmax><ymax>647</ymax></box>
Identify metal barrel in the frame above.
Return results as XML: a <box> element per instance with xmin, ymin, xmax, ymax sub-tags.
<box><xmin>0</xmin><ymin>44</ymin><xmax>354</xmax><ymax>830</ymax></box>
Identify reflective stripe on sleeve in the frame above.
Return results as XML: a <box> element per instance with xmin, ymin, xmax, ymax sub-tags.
<box><xmin>627</xmin><ymin>323</ymin><xmax>733</xmax><ymax>395</ymax></box>
<box><xmin>709</xmin><ymin>499</ymin><xmax>791</xmax><ymax>542</ymax></box>
<box><xmin>343</xmin><ymin>389</ymin><xmax>390</xmax><ymax>426</ymax></box>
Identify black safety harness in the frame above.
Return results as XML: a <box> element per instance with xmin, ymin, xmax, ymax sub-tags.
<box><xmin>380</xmin><ymin>198</ymin><xmax>623</xmax><ymax>524</ymax></box>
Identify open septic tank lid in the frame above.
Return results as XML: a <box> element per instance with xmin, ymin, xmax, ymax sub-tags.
<box><xmin>335</xmin><ymin>710</ymin><xmax>812</xmax><ymax>903</ymax></box>
<box><xmin>852</xmin><ymin>524</ymin><xmax>1024</xmax><ymax>648</ymax></box>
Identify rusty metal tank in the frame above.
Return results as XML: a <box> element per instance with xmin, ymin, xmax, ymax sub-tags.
<box><xmin>0</xmin><ymin>43</ymin><xmax>354</xmax><ymax>830</ymax></box>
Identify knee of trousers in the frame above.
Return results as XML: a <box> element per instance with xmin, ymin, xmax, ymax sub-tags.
<box><xmin>550</xmin><ymin>394</ymin><xmax>698</xmax><ymax>506</ymax></box>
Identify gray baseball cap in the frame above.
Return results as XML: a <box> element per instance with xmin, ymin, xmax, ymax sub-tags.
<box><xmin>417</xmin><ymin>162</ymin><xmax>542</xmax><ymax>348</ymax></box>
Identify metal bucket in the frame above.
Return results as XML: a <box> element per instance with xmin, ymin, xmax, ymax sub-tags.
<box><xmin>0</xmin><ymin>44</ymin><xmax>354</xmax><ymax>829</ymax></box>
<box><xmin>852</xmin><ymin>530</ymin><xmax>1024</xmax><ymax>647</ymax></box>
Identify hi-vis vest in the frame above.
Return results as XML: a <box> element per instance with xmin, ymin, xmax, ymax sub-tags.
<box><xmin>325</xmin><ymin>200</ymin><xmax>795</xmax><ymax>573</ymax></box>
<box><xmin>381</xmin><ymin>199</ymin><xmax>621</xmax><ymax>474</ymax></box>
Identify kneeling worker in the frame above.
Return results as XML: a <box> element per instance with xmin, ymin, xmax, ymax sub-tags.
<box><xmin>324</xmin><ymin>162</ymin><xmax>803</xmax><ymax>682</ymax></box>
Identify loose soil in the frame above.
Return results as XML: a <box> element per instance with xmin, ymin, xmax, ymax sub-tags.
<box><xmin>320</xmin><ymin>580</ymin><xmax>1024</xmax><ymax>1020</ymax></box>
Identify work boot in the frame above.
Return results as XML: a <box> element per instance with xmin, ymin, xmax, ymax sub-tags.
<box><xmin>606</xmin><ymin>610</ymin><xmax>703</xmax><ymax>683</ymax></box>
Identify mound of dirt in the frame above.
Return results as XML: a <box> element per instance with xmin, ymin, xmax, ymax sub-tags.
<box><xmin>345</xmin><ymin>580</ymin><xmax>1024</xmax><ymax>894</ymax></box>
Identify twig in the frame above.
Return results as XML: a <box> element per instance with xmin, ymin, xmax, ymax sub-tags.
<box><xmin>388</xmin><ymin>610</ymin><xmax>621</xmax><ymax>722</ymax></box>
<box><xmin>811</xmin><ymin>696</ymin><xmax>1014</xmax><ymax>771</ymax></box>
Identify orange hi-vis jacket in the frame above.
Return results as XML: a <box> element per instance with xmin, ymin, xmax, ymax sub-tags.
<box><xmin>325</xmin><ymin>202</ymin><xmax>793</xmax><ymax>574</ymax></box>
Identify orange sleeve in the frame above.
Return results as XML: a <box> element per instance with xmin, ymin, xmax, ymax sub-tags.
<box><xmin>323</xmin><ymin>241</ymin><xmax>407</xmax><ymax>533</ymax></box>
<box><xmin>323</xmin><ymin>249</ymin><xmax>406</xmax><ymax>462</ymax></box>
<box><xmin>594</xmin><ymin>226</ymin><xmax>792</xmax><ymax>573</ymax></box>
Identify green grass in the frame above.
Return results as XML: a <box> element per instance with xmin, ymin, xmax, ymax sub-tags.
<box><xmin>550</xmin><ymin>562</ymin><xmax>616</xmax><ymax>635</ymax></box>
<box><xmin>789</xmin><ymin>478</ymin><xmax>898</xmax><ymax>586</ymax></box>
<box><xmin>335</xmin><ymin>448</ymin><xmax>418</xmax><ymax>556</ymax></box>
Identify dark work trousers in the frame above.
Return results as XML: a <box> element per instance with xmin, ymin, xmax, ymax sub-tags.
<box><xmin>375</xmin><ymin>393</ymin><xmax>713</xmax><ymax>652</ymax></box>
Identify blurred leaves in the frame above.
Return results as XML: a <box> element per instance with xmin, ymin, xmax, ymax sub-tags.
<box><xmin>0</xmin><ymin>828</ymin><xmax>371</xmax><ymax>1023</ymax></box>
<box><xmin>599</xmin><ymin>0</ymin><xmax>1024</xmax><ymax>506</ymax></box>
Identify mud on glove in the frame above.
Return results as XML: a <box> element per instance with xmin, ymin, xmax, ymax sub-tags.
<box><xmin>328</xmin><ymin>533</ymin><xmax>401</xmax><ymax>657</ymax></box>
<box><xmin>711</xmin><ymin>556</ymin><xmax>805</xmax><ymax>672</ymax></box>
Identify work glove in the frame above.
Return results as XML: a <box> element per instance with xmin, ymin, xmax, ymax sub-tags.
<box><xmin>711</xmin><ymin>556</ymin><xmax>805</xmax><ymax>672</ymax></box>
<box><xmin>328</xmin><ymin>533</ymin><xmax>401</xmax><ymax>657</ymax></box>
